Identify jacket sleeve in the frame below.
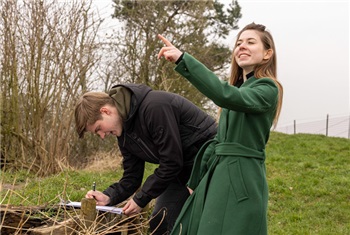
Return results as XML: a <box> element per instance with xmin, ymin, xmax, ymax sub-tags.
<box><xmin>175</xmin><ymin>53</ymin><xmax>278</xmax><ymax>113</ymax></box>
<box><xmin>133</xmin><ymin>97</ymin><xmax>185</xmax><ymax>208</ymax></box>
<box><xmin>103</xmin><ymin>146</ymin><xmax>144</xmax><ymax>206</ymax></box>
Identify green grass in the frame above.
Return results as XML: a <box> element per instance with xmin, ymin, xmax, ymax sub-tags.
<box><xmin>266</xmin><ymin>132</ymin><xmax>350</xmax><ymax>234</ymax></box>
<box><xmin>1</xmin><ymin>132</ymin><xmax>349</xmax><ymax>234</ymax></box>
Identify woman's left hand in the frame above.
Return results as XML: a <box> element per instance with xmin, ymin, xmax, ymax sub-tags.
<box><xmin>187</xmin><ymin>187</ymin><xmax>193</xmax><ymax>195</ymax></box>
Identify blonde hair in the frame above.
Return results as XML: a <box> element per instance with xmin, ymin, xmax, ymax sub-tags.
<box><xmin>74</xmin><ymin>92</ymin><xmax>115</xmax><ymax>138</ymax></box>
<box><xmin>228</xmin><ymin>22</ymin><xmax>283</xmax><ymax>128</ymax></box>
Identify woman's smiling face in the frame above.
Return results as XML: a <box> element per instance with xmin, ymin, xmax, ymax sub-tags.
<box><xmin>234</xmin><ymin>29</ymin><xmax>272</xmax><ymax>74</ymax></box>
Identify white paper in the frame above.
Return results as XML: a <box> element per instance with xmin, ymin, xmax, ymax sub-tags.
<box><xmin>62</xmin><ymin>201</ymin><xmax>123</xmax><ymax>214</ymax></box>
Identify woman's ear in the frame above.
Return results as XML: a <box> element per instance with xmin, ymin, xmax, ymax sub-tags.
<box><xmin>263</xmin><ymin>49</ymin><xmax>273</xmax><ymax>60</ymax></box>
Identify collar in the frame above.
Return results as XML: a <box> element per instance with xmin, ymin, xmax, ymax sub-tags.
<box><xmin>246</xmin><ymin>71</ymin><xmax>254</xmax><ymax>79</ymax></box>
<box><xmin>235</xmin><ymin>71</ymin><xmax>254</xmax><ymax>88</ymax></box>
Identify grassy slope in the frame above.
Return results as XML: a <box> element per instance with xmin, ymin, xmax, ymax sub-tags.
<box><xmin>1</xmin><ymin>132</ymin><xmax>349</xmax><ymax>234</ymax></box>
<box><xmin>266</xmin><ymin>132</ymin><xmax>349</xmax><ymax>234</ymax></box>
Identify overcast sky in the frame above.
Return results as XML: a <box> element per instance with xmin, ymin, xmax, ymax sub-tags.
<box><xmin>93</xmin><ymin>0</ymin><xmax>349</xmax><ymax>128</ymax></box>
<box><xmin>231</xmin><ymin>0</ymin><xmax>349</xmax><ymax>128</ymax></box>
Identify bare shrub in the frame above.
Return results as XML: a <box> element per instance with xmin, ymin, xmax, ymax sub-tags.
<box><xmin>0</xmin><ymin>0</ymin><xmax>103</xmax><ymax>175</ymax></box>
<box><xmin>0</xmin><ymin>200</ymin><xmax>151</xmax><ymax>234</ymax></box>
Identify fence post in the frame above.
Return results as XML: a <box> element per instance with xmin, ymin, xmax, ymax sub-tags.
<box><xmin>80</xmin><ymin>198</ymin><xmax>97</xmax><ymax>229</ymax></box>
<box><xmin>348</xmin><ymin>115</ymin><xmax>350</xmax><ymax>139</ymax></box>
<box><xmin>294</xmin><ymin>120</ymin><xmax>296</xmax><ymax>134</ymax></box>
<box><xmin>326</xmin><ymin>114</ymin><xmax>329</xmax><ymax>137</ymax></box>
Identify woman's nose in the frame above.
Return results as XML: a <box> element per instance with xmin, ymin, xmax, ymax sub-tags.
<box><xmin>238</xmin><ymin>42</ymin><xmax>247</xmax><ymax>49</ymax></box>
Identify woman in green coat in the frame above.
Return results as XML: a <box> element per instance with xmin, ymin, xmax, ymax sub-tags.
<box><xmin>158</xmin><ymin>23</ymin><xmax>283</xmax><ymax>235</ymax></box>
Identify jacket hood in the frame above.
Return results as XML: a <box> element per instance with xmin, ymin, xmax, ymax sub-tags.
<box><xmin>109</xmin><ymin>84</ymin><xmax>152</xmax><ymax>122</ymax></box>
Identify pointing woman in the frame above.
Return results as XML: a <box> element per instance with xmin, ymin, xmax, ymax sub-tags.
<box><xmin>158</xmin><ymin>23</ymin><xmax>283</xmax><ymax>235</ymax></box>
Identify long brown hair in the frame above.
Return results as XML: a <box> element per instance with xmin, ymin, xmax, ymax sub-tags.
<box><xmin>229</xmin><ymin>22</ymin><xmax>283</xmax><ymax>128</ymax></box>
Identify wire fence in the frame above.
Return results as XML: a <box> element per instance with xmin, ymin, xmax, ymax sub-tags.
<box><xmin>275</xmin><ymin>114</ymin><xmax>350</xmax><ymax>139</ymax></box>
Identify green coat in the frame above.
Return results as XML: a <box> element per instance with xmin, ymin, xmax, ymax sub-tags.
<box><xmin>170</xmin><ymin>53</ymin><xmax>279</xmax><ymax>235</ymax></box>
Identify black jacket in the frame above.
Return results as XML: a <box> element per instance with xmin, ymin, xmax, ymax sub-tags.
<box><xmin>103</xmin><ymin>84</ymin><xmax>217</xmax><ymax>208</ymax></box>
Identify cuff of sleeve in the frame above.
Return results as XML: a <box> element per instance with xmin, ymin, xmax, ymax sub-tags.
<box><xmin>175</xmin><ymin>52</ymin><xmax>184</xmax><ymax>64</ymax></box>
<box><xmin>103</xmin><ymin>191</ymin><xmax>116</xmax><ymax>206</ymax></box>
<box><xmin>133</xmin><ymin>191</ymin><xmax>152</xmax><ymax>208</ymax></box>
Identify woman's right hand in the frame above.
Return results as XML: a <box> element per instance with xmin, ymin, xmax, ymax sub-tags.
<box><xmin>85</xmin><ymin>190</ymin><xmax>111</xmax><ymax>206</ymax></box>
<box><xmin>157</xmin><ymin>34</ymin><xmax>183</xmax><ymax>63</ymax></box>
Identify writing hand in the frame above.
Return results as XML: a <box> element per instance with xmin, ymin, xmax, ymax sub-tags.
<box><xmin>85</xmin><ymin>190</ymin><xmax>110</xmax><ymax>206</ymax></box>
<box><xmin>157</xmin><ymin>34</ymin><xmax>183</xmax><ymax>63</ymax></box>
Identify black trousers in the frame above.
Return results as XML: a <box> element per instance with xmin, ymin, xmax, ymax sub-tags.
<box><xmin>149</xmin><ymin>182</ymin><xmax>190</xmax><ymax>235</ymax></box>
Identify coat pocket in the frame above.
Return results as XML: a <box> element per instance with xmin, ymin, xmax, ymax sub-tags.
<box><xmin>227</xmin><ymin>158</ymin><xmax>249</xmax><ymax>202</ymax></box>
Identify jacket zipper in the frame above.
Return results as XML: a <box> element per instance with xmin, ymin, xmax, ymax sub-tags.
<box><xmin>137</xmin><ymin>138</ymin><xmax>159</xmax><ymax>162</ymax></box>
<box><xmin>128</xmin><ymin>133</ymin><xmax>158</xmax><ymax>162</ymax></box>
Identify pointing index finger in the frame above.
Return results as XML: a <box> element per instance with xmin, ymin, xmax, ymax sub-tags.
<box><xmin>158</xmin><ymin>34</ymin><xmax>173</xmax><ymax>46</ymax></box>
